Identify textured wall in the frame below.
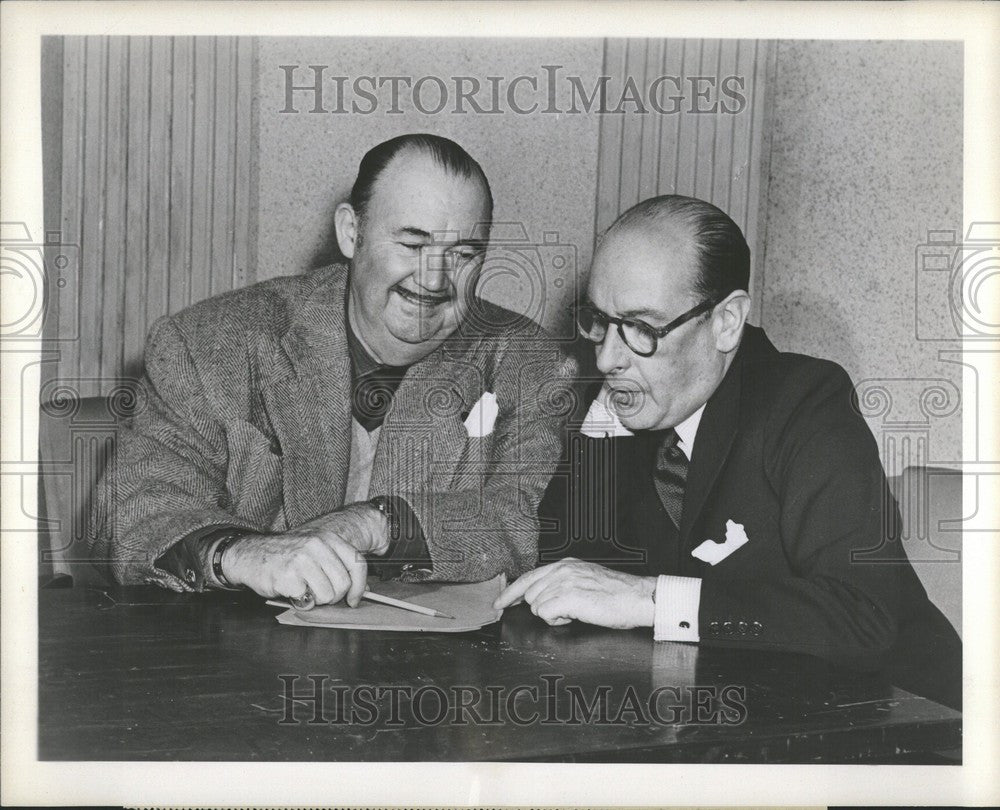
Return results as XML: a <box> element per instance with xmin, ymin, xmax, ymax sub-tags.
<box><xmin>760</xmin><ymin>41</ymin><xmax>963</xmax><ymax>470</ymax></box>
<box><xmin>254</xmin><ymin>38</ymin><xmax>603</xmax><ymax>334</ymax></box>
<box><xmin>46</xmin><ymin>36</ymin><xmax>256</xmax><ymax>398</ymax></box>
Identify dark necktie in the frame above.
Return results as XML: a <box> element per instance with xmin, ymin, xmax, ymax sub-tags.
<box><xmin>352</xmin><ymin>366</ymin><xmax>408</xmax><ymax>432</ymax></box>
<box><xmin>653</xmin><ymin>428</ymin><xmax>688</xmax><ymax>529</ymax></box>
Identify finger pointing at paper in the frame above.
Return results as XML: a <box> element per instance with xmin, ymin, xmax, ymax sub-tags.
<box><xmin>493</xmin><ymin>558</ymin><xmax>657</xmax><ymax>630</ymax></box>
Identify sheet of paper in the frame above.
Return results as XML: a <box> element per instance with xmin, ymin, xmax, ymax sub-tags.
<box><xmin>270</xmin><ymin>575</ymin><xmax>504</xmax><ymax>632</ymax></box>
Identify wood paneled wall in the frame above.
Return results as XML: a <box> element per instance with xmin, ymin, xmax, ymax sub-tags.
<box><xmin>47</xmin><ymin>36</ymin><xmax>257</xmax><ymax>398</ymax></box>
<box><xmin>595</xmin><ymin>39</ymin><xmax>775</xmax><ymax>309</ymax></box>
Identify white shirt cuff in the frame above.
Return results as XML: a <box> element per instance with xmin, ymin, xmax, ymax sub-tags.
<box><xmin>653</xmin><ymin>575</ymin><xmax>702</xmax><ymax>642</ymax></box>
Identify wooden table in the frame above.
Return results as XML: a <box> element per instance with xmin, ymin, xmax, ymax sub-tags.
<box><xmin>38</xmin><ymin>585</ymin><xmax>961</xmax><ymax>762</ymax></box>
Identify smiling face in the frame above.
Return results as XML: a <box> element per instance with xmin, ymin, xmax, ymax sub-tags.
<box><xmin>336</xmin><ymin>149</ymin><xmax>492</xmax><ymax>366</ymax></box>
<box><xmin>586</xmin><ymin>220</ymin><xmax>732</xmax><ymax>431</ymax></box>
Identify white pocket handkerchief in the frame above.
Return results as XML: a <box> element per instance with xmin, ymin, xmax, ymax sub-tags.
<box><xmin>464</xmin><ymin>391</ymin><xmax>499</xmax><ymax>438</ymax></box>
<box><xmin>691</xmin><ymin>519</ymin><xmax>750</xmax><ymax>566</ymax></box>
<box><xmin>580</xmin><ymin>391</ymin><xmax>634</xmax><ymax>438</ymax></box>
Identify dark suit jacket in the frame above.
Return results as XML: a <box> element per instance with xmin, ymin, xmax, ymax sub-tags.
<box><xmin>90</xmin><ymin>264</ymin><xmax>576</xmax><ymax>590</ymax></box>
<box><xmin>539</xmin><ymin>325</ymin><xmax>962</xmax><ymax>710</ymax></box>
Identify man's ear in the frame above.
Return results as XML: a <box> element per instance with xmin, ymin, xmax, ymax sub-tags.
<box><xmin>334</xmin><ymin>202</ymin><xmax>359</xmax><ymax>260</ymax></box>
<box><xmin>713</xmin><ymin>290</ymin><xmax>751</xmax><ymax>353</ymax></box>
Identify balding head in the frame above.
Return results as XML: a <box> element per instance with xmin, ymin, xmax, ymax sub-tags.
<box><xmin>601</xmin><ymin>195</ymin><xmax>750</xmax><ymax>303</ymax></box>
<box><xmin>349</xmin><ymin>133</ymin><xmax>493</xmax><ymax>226</ymax></box>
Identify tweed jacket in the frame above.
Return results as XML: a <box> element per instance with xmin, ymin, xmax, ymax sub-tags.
<box><xmin>539</xmin><ymin>325</ymin><xmax>962</xmax><ymax>709</ymax></box>
<box><xmin>90</xmin><ymin>264</ymin><xmax>577</xmax><ymax>591</ymax></box>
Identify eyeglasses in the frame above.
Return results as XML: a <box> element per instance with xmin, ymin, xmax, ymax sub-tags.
<box><xmin>576</xmin><ymin>297</ymin><xmax>720</xmax><ymax>357</ymax></box>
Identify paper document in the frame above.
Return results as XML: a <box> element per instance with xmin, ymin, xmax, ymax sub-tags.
<box><xmin>270</xmin><ymin>574</ymin><xmax>504</xmax><ymax>632</ymax></box>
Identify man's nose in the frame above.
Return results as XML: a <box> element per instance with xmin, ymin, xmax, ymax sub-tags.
<box><xmin>414</xmin><ymin>251</ymin><xmax>452</xmax><ymax>292</ymax></box>
<box><xmin>594</xmin><ymin>327</ymin><xmax>630</xmax><ymax>375</ymax></box>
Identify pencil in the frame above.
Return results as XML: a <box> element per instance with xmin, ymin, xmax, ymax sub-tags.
<box><xmin>274</xmin><ymin>589</ymin><xmax>455</xmax><ymax>619</ymax></box>
<box><xmin>362</xmin><ymin>589</ymin><xmax>454</xmax><ymax>619</ymax></box>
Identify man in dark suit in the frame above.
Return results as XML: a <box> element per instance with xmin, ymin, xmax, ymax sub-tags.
<box><xmin>91</xmin><ymin>134</ymin><xmax>575</xmax><ymax>608</ymax></box>
<box><xmin>495</xmin><ymin>194</ymin><xmax>961</xmax><ymax>710</ymax></box>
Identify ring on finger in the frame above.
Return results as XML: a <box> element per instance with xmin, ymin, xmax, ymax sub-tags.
<box><xmin>290</xmin><ymin>587</ymin><xmax>316</xmax><ymax>611</ymax></box>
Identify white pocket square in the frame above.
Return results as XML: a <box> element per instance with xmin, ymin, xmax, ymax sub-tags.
<box><xmin>464</xmin><ymin>391</ymin><xmax>498</xmax><ymax>438</ymax></box>
<box><xmin>691</xmin><ymin>519</ymin><xmax>750</xmax><ymax>565</ymax></box>
<box><xmin>580</xmin><ymin>390</ymin><xmax>634</xmax><ymax>438</ymax></box>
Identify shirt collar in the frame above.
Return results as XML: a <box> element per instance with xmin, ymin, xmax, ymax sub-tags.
<box><xmin>674</xmin><ymin>404</ymin><xmax>705</xmax><ymax>461</ymax></box>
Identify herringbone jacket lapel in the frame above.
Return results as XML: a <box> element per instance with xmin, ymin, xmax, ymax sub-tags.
<box><xmin>258</xmin><ymin>267</ymin><xmax>353</xmax><ymax>527</ymax></box>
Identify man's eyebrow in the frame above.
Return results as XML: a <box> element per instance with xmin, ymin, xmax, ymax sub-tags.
<box><xmin>617</xmin><ymin>307</ymin><xmax>669</xmax><ymax>320</ymax></box>
<box><xmin>393</xmin><ymin>227</ymin><xmax>487</xmax><ymax>247</ymax></box>
<box><xmin>585</xmin><ymin>300</ymin><xmax>670</xmax><ymax>321</ymax></box>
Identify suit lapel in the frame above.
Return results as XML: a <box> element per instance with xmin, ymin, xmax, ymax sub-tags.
<box><xmin>678</xmin><ymin>345</ymin><xmax>746</xmax><ymax>551</ymax></box>
<box><xmin>260</xmin><ymin>267</ymin><xmax>353</xmax><ymax>526</ymax></box>
<box><xmin>612</xmin><ymin>434</ymin><xmax>669</xmax><ymax>571</ymax></box>
<box><xmin>675</xmin><ymin>326</ymin><xmax>778</xmax><ymax>551</ymax></box>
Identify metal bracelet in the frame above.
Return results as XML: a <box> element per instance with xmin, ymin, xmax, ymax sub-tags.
<box><xmin>211</xmin><ymin>531</ymin><xmax>245</xmax><ymax>590</ymax></box>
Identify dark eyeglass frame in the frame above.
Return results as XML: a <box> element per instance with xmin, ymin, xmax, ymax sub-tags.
<box><xmin>577</xmin><ymin>297</ymin><xmax>721</xmax><ymax>357</ymax></box>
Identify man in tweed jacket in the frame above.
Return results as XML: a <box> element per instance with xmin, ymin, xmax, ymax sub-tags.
<box><xmin>91</xmin><ymin>134</ymin><xmax>575</xmax><ymax>606</ymax></box>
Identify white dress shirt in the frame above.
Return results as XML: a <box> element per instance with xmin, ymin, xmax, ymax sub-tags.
<box><xmin>652</xmin><ymin>405</ymin><xmax>705</xmax><ymax>643</ymax></box>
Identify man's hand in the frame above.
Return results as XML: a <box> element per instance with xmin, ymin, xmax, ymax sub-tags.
<box><xmin>222</xmin><ymin>502</ymin><xmax>390</xmax><ymax>606</ymax></box>
<box><xmin>493</xmin><ymin>558</ymin><xmax>657</xmax><ymax>629</ymax></box>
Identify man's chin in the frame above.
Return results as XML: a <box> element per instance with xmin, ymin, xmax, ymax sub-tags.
<box><xmin>384</xmin><ymin>321</ymin><xmax>458</xmax><ymax>359</ymax></box>
<box><xmin>390</xmin><ymin>299</ymin><xmax>464</xmax><ymax>336</ymax></box>
<box><xmin>617</xmin><ymin>414</ymin><xmax>648</xmax><ymax>432</ymax></box>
